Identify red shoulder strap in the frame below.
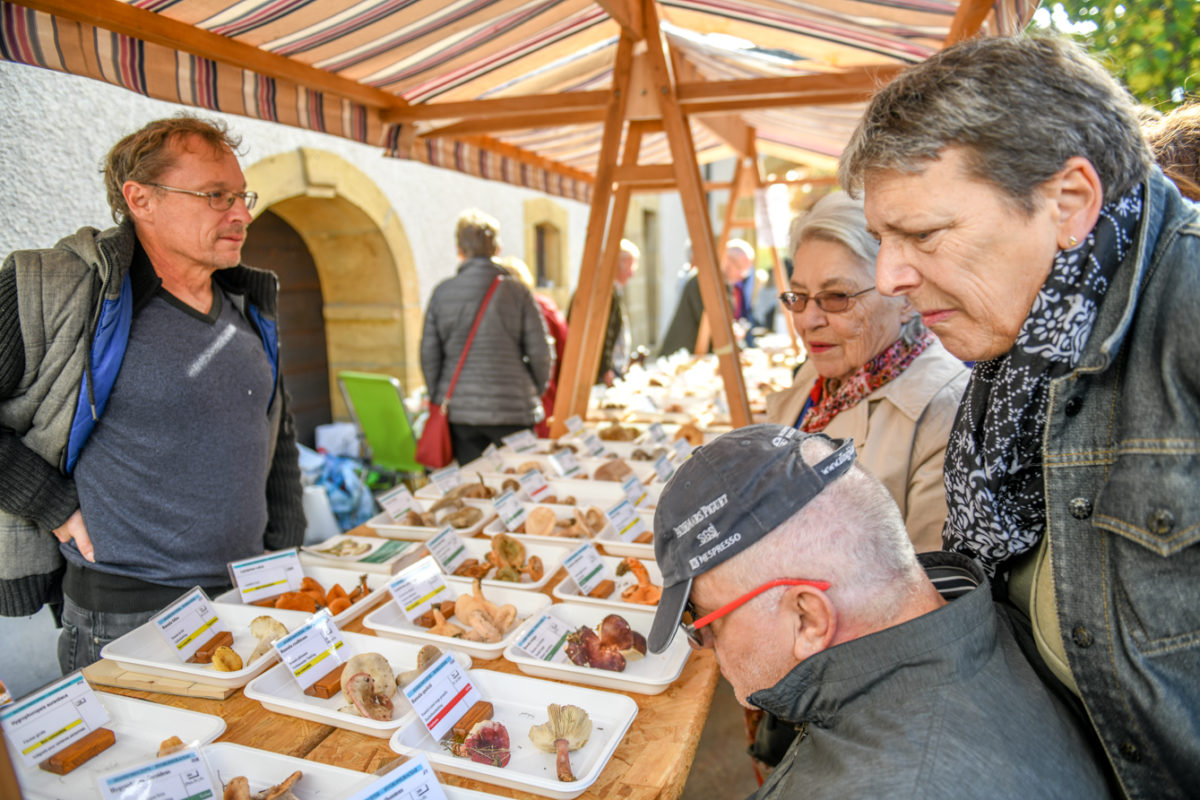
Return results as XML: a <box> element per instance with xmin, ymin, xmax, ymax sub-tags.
<box><xmin>443</xmin><ymin>275</ymin><xmax>502</xmax><ymax>405</ymax></box>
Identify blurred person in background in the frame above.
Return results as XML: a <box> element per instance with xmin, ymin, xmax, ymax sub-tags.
<box><xmin>420</xmin><ymin>210</ymin><xmax>551</xmax><ymax>464</ymax></box>
<box><xmin>498</xmin><ymin>256</ymin><xmax>566</xmax><ymax>438</ymax></box>
<box><xmin>1145</xmin><ymin>100</ymin><xmax>1200</xmax><ymax>201</ymax></box>
<box><xmin>659</xmin><ymin>239</ymin><xmax>757</xmax><ymax>356</ymax></box>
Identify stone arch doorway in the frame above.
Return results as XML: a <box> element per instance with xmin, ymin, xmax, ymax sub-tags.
<box><xmin>242</xmin><ymin>209</ymin><xmax>330</xmax><ymax>446</ymax></box>
<box><xmin>243</xmin><ymin>149</ymin><xmax>422</xmax><ymax>424</ymax></box>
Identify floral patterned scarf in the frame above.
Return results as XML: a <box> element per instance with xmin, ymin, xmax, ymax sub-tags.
<box><xmin>799</xmin><ymin>321</ymin><xmax>935</xmax><ymax>432</ymax></box>
<box><xmin>942</xmin><ymin>185</ymin><xmax>1144</xmax><ymax>576</ymax></box>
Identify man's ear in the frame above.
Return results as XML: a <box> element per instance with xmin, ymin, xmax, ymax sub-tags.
<box><xmin>123</xmin><ymin>180</ymin><xmax>153</xmax><ymax>223</ymax></box>
<box><xmin>1046</xmin><ymin>156</ymin><xmax>1104</xmax><ymax>250</ymax></box>
<box><xmin>787</xmin><ymin>585</ymin><xmax>836</xmax><ymax>661</ymax></box>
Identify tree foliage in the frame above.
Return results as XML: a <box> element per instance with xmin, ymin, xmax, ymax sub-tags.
<box><xmin>1043</xmin><ymin>0</ymin><xmax>1199</xmax><ymax>110</ymax></box>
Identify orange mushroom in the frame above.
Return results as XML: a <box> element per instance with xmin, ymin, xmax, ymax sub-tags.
<box><xmin>616</xmin><ymin>557</ymin><xmax>662</xmax><ymax>605</ymax></box>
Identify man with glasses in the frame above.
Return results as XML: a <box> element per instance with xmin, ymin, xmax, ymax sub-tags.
<box><xmin>657</xmin><ymin>239</ymin><xmax>758</xmax><ymax>357</ymax></box>
<box><xmin>648</xmin><ymin>425</ymin><xmax>1111</xmax><ymax>797</ymax></box>
<box><xmin>0</xmin><ymin>116</ymin><xmax>304</xmax><ymax>672</ymax></box>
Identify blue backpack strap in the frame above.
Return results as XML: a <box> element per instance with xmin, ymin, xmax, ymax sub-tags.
<box><xmin>66</xmin><ymin>273</ymin><xmax>132</xmax><ymax>473</ymax></box>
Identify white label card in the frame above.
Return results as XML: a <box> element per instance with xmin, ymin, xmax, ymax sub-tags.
<box><xmin>606</xmin><ymin>500</ymin><xmax>649</xmax><ymax>543</ymax></box>
<box><xmin>346</xmin><ymin>752</ymin><xmax>448</xmax><ymax>800</ymax></box>
<box><xmin>518</xmin><ymin>469</ymin><xmax>551</xmax><ymax>503</ymax></box>
<box><xmin>1</xmin><ymin>674</ymin><xmax>110</xmax><ymax>768</ymax></box>
<box><xmin>501</xmin><ymin>429</ymin><xmax>538</xmax><ymax>453</ymax></box>
<box><xmin>563</xmin><ymin>542</ymin><xmax>609</xmax><ymax>596</ymax></box>
<box><xmin>378</xmin><ymin>485</ymin><xmax>421</xmax><ymax>522</ymax></box>
<box><xmin>492</xmin><ymin>489</ymin><xmax>528</xmax><ymax>531</ymax></box>
<box><xmin>653</xmin><ymin>454</ymin><xmax>676</xmax><ymax>483</ymax></box>
<box><xmin>387</xmin><ymin>556</ymin><xmax>453</xmax><ymax>623</ymax></box>
<box><xmin>481</xmin><ymin>443</ymin><xmax>504</xmax><ymax>471</ymax></box>
<box><xmin>648</xmin><ymin>422</ymin><xmax>669</xmax><ymax>443</ymax></box>
<box><xmin>272</xmin><ymin>611</ymin><xmax>348</xmax><ymax>692</ymax></box>
<box><xmin>97</xmin><ymin>747</ymin><xmax>216</xmax><ymax>800</ymax></box>
<box><xmin>621</xmin><ymin>475</ymin><xmax>648</xmax><ymax>508</ymax></box>
<box><xmin>672</xmin><ymin>438</ymin><xmax>693</xmax><ymax>461</ymax></box>
<box><xmin>564</xmin><ymin>415</ymin><xmax>584</xmax><ymax>433</ymax></box>
<box><xmin>426</xmin><ymin>527</ymin><xmax>471</xmax><ymax>574</ymax></box>
<box><xmin>401</xmin><ymin>653</ymin><xmax>481</xmax><ymax>742</ymax></box>
<box><xmin>152</xmin><ymin>588</ymin><xmax>228</xmax><ymax>664</ymax></box>
<box><xmin>228</xmin><ymin>549</ymin><xmax>303</xmax><ymax>605</ymax></box>
<box><xmin>581</xmin><ymin>433</ymin><xmax>606</xmax><ymax>458</ymax></box>
<box><xmin>430</xmin><ymin>466</ymin><xmax>463</xmax><ymax>494</ymax></box>
<box><xmin>515</xmin><ymin>613</ymin><xmax>573</xmax><ymax>663</ymax></box>
<box><xmin>548</xmin><ymin>449</ymin><xmax>583</xmax><ymax>478</ymax></box>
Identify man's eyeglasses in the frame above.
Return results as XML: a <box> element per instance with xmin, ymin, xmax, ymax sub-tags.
<box><xmin>148</xmin><ymin>183</ymin><xmax>258</xmax><ymax>211</ymax></box>
<box><xmin>681</xmin><ymin>578</ymin><xmax>831</xmax><ymax>648</ymax></box>
<box><xmin>779</xmin><ymin>287</ymin><xmax>875</xmax><ymax>313</ymax></box>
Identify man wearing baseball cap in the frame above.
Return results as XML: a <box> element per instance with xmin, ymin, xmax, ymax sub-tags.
<box><xmin>649</xmin><ymin>425</ymin><xmax>1111</xmax><ymax>797</ymax></box>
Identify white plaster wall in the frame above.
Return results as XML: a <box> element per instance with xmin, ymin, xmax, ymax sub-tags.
<box><xmin>0</xmin><ymin>61</ymin><xmax>593</xmax><ymax>311</ymax></box>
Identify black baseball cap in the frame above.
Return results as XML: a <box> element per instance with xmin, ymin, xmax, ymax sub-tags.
<box><xmin>647</xmin><ymin>424</ymin><xmax>856</xmax><ymax>653</ymax></box>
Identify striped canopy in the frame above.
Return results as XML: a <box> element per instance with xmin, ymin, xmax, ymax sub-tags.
<box><xmin>0</xmin><ymin>0</ymin><xmax>1038</xmax><ymax>201</ymax></box>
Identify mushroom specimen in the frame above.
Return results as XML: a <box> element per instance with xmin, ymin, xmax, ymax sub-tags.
<box><xmin>396</xmin><ymin>645</ymin><xmax>444</xmax><ymax>686</ymax></box>
<box><xmin>339</xmin><ymin>653</ymin><xmax>397</xmax><ymax>721</ymax></box>
<box><xmin>454</xmin><ymin>579</ymin><xmax>519</xmax><ymax>642</ymax></box>
<box><xmin>248</xmin><ymin>616</ymin><xmax>289</xmax><ymax>663</ymax></box>
<box><xmin>458</xmin><ymin>720</ymin><xmax>511</xmax><ymax>767</ymax></box>
<box><xmin>564</xmin><ymin>614</ymin><xmax>647</xmax><ymax>672</ymax></box>
<box><xmin>529</xmin><ymin>704</ymin><xmax>592</xmax><ymax>782</ymax></box>
<box><xmin>211</xmin><ymin>645</ymin><xmax>243</xmax><ymax>672</ymax></box>
<box><xmin>616</xmin><ymin>557</ymin><xmax>662</xmax><ymax>605</ymax></box>
<box><xmin>222</xmin><ymin>770</ymin><xmax>303</xmax><ymax>800</ymax></box>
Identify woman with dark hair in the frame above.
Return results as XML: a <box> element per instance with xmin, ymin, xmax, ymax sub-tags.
<box><xmin>841</xmin><ymin>35</ymin><xmax>1200</xmax><ymax>797</ymax></box>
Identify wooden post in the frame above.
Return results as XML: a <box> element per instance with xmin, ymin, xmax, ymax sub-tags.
<box><xmin>641</xmin><ymin>0</ymin><xmax>752</xmax><ymax>428</ymax></box>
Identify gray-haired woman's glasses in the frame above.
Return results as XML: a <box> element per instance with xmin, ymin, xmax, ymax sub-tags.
<box><xmin>779</xmin><ymin>286</ymin><xmax>875</xmax><ymax>313</ymax></box>
<box><xmin>148</xmin><ymin>182</ymin><xmax>258</xmax><ymax>211</ymax></box>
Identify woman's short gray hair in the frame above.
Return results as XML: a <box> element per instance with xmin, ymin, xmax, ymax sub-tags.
<box><xmin>788</xmin><ymin>192</ymin><xmax>879</xmax><ymax>268</ymax></box>
<box><xmin>839</xmin><ymin>35</ymin><xmax>1153</xmax><ymax>213</ymax></box>
<box><xmin>456</xmin><ymin>209</ymin><xmax>502</xmax><ymax>258</ymax></box>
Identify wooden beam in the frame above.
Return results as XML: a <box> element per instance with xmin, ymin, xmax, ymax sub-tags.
<box><xmin>417</xmin><ymin>109</ymin><xmax>606</xmax><ymax>138</ymax></box>
<box><xmin>642</xmin><ymin>0</ymin><xmax>752</xmax><ymax>429</ymax></box>
<box><xmin>456</xmin><ymin>134</ymin><xmax>596</xmax><ymax>186</ymax></box>
<box><xmin>594</xmin><ymin>0</ymin><xmax>644</xmax><ymax>40</ymax></box>
<box><xmin>381</xmin><ymin>91</ymin><xmax>608</xmax><ymax>124</ymax></box>
<box><xmin>683</xmin><ymin>89</ymin><xmax>880</xmax><ymax>115</ymax></box>
<box><xmin>550</xmin><ymin>34</ymin><xmax>637</xmax><ymax>436</ymax></box>
<box><xmin>944</xmin><ymin>0</ymin><xmax>994</xmax><ymax>46</ymax></box>
<box><xmin>676</xmin><ymin>65</ymin><xmax>905</xmax><ymax>102</ymax></box>
<box><xmin>12</xmin><ymin>0</ymin><xmax>404</xmax><ymax>111</ymax></box>
<box><xmin>612</xmin><ymin>164</ymin><xmax>675</xmax><ymax>185</ymax></box>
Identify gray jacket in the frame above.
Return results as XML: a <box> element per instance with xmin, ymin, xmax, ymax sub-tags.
<box><xmin>1035</xmin><ymin>169</ymin><xmax>1200</xmax><ymax>799</ymax></box>
<box><xmin>420</xmin><ymin>258</ymin><xmax>552</xmax><ymax>426</ymax></box>
<box><xmin>751</xmin><ymin>552</ymin><xmax>1111</xmax><ymax>800</ymax></box>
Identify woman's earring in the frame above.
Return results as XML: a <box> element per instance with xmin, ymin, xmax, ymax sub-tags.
<box><xmin>1068</xmin><ymin>235</ymin><xmax>1079</xmax><ymax>247</ymax></box>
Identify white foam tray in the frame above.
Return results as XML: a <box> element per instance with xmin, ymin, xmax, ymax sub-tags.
<box><xmin>479</xmin><ymin>503</ymin><xmax>600</xmax><ymax>547</ymax></box>
<box><xmin>443</xmin><ymin>538</ymin><xmax>572</xmax><ymax>593</ymax></box>
<box><xmin>389</xmin><ymin>670</ymin><xmax>638</xmax><ymax>800</ymax></box>
<box><xmin>551</xmin><ymin>555</ymin><xmax>662</xmax><ymax>612</ymax></box>
<box><xmin>503</xmin><ymin>604</ymin><xmax>688</xmax><ymax>695</ymax></box>
<box><xmin>417</xmin><ymin>474</ymin><xmax>662</xmax><ymax>511</ymax></box>
<box><xmin>367</xmin><ymin>498</ymin><xmax>496</xmax><ymax>540</ymax></box>
<box><xmin>460</xmin><ymin>451</ymin><xmax>658</xmax><ymax>485</ymax></box>
<box><xmin>100</xmin><ymin>602</ymin><xmax>313</xmax><ymax>689</ymax></box>
<box><xmin>201</xmin><ymin>741</ymin><xmax>511</xmax><ymax>799</ymax></box>
<box><xmin>213</xmin><ymin>564</ymin><xmax>390</xmax><ymax>628</ymax></box>
<box><xmin>14</xmin><ymin>693</ymin><xmax>225</xmax><ymax>800</ymax></box>
<box><xmin>243</xmin><ymin>631</ymin><xmax>472</xmax><ymax>737</ymax></box>
<box><xmin>590</xmin><ymin>510</ymin><xmax>656</xmax><ymax>561</ymax></box>
<box><xmin>362</xmin><ymin>578</ymin><xmax>552</xmax><ymax>661</ymax></box>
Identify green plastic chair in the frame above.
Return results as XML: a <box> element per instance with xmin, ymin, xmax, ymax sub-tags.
<box><xmin>336</xmin><ymin>371</ymin><xmax>423</xmax><ymax>476</ymax></box>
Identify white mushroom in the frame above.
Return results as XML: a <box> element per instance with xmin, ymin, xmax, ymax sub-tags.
<box><xmin>248</xmin><ymin>616</ymin><xmax>289</xmax><ymax>663</ymax></box>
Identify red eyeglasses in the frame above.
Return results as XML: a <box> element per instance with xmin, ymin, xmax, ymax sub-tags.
<box><xmin>682</xmin><ymin>578</ymin><xmax>831</xmax><ymax>648</ymax></box>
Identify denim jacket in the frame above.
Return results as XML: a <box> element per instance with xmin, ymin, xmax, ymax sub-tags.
<box><xmin>1039</xmin><ymin>169</ymin><xmax>1200</xmax><ymax>799</ymax></box>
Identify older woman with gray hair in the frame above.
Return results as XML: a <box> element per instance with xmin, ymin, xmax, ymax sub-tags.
<box><xmin>841</xmin><ymin>34</ymin><xmax>1200</xmax><ymax>798</ymax></box>
<box><xmin>766</xmin><ymin>191</ymin><xmax>968</xmax><ymax>553</ymax></box>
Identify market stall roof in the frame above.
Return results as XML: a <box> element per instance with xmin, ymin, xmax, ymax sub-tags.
<box><xmin>1</xmin><ymin>0</ymin><xmax>1035</xmax><ymax>202</ymax></box>
<box><xmin>0</xmin><ymin>0</ymin><xmax>1038</xmax><ymax>432</ymax></box>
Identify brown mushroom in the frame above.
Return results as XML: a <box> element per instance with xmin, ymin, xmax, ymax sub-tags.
<box><xmin>529</xmin><ymin>704</ymin><xmax>592</xmax><ymax>782</ymax></box>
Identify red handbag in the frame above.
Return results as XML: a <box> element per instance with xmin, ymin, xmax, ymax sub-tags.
<box><xmin>416</xmin><ymin>276</ymin><xmax>502</xmax><ymax>469</ymax></box>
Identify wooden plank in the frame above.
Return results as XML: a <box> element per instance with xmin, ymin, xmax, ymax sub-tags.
<box><xmin>683</xmin><ymin>89</ymin><xmax>879</xmax><ymax>115</ymax></box>
<box><xmin>676</xmin><ymin>64</ymin><xmax>905</xmax><ymax>102</ymax></box>
<box><xmin>641</xmin><ymin>1</ymin><xmax>752</xmax><ymax>428</ymax></box>
<box><xmin>612</xmin><ymin>164</ymin><xmax>675</xmax><ymax>185</ymax></box>
<box><xmin>945</xmin><ymin>0</ymin><xmax>996</xmax><ymax>46</ymax></box>
<box><xmin>83</xmin><ymin>660</ymin><xmax>237</xmax><ymax>700</ymax></box>
<box><xmin>549</xmin><ymin>34</ymin><xmax>637</xmax><ymax>437</ymax></box>
<box><xmin>381</xmin><ymin>91</ymin><xmax>609</xmax><ymax>124</ymax></box>
<box><xmin>594</xmin><ymin>0</ymin><xmax>644</xmax><ymax>40</ymax></box>
<box><xmin>12</xmin><ymin>0</ymin><xmax>404</xmax><ymax>111</ymax></box>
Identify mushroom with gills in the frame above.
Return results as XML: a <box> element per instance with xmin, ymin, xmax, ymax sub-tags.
<box><xmin>248</xmin><ymin>616</ymin><xmax>288</xmax><ymax>663</ymax></box>
<box><xmin>616</xmin><ymin>557</ymin><xmax>662</xmax><ymax>605</ymax></box>
<box><xmin>529</xmin><ymin>704</ymin><xmax>592</xmax><ymax>782</ymax></box>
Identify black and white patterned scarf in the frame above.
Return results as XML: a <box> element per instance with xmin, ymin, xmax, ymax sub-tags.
<box><xmin>943</xmin><ymin>185</ymin><xmax>1144</xmax><ymax>576</ymax></box>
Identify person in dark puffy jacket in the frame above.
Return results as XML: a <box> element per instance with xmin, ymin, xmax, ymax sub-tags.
<box><xmin>420</xmin><ymin>209</ymin><xmax>552</xmax><ymax>465</ymax></box>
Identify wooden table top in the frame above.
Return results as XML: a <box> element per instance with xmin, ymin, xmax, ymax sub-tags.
<box><xmin>94</xmin><ymin>527</ymin><xmax>721</xmax><ymax>800</ymax></box>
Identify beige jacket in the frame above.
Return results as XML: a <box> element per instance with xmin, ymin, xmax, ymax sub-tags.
<box><xmin>765</xmin><ymin>339</ymin><xmax>968</xmax><ymax>552</ymax></box>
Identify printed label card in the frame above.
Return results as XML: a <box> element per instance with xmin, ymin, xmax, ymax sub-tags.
<box><xmin>97</xmin><ymin>747</ymin><xmax>216</xmax><ymax>800</ymax></box>
<box><xmin>547</xmin><ymin>449</ymin><xmax>583</xmax><ymax>478</ymax></box>
<box><xmin>426</xmin><ymin>527</ymin><xmax>471</xmax><ymax>575</ymax></box>
<box><xmin>653</xmin><ymin>454</ymin><xmax>676</xmax><ymax>483</ymax></box>
<box><xmin>272</xmin><ymin>611</ymin><xmax>349</xmax><ymax>693</ymax></box>
<box><xmin>401</xmin><ymin>653</ymin><xmax>481</xmax><ymax>742</ymax></box>
<box><xmin>606</xmin><ymin>500</ymin><xmax>650</xmax><ymax>544</ymax></box>
<box><xmin>492</xmin><ymin>490</ymin><xmax>528</xmax><ymax>532</ymax></box>
<box><xmin>621</xmin><ymin>475</ymin><xmax>648</xmax><ymax>508</ymax></box>
<box><xmin>564</xmin><ymin>415</ymin><xmax>584</xmax><ymax>433</ymax></box>
<box><xmin>580</xmin><ymin>432</ymin><xmax>607</xmax><ymax>458</ymax></box>
<box><xmin>563</xmin><ymin>542</ymin><xmax>609</xmax><ymax>596</ymax></box>
<box><xmin>430</xmin><ymin>467</ymin><xmax>463</xmax><ymax>495</ymax></box>
<box><xmin>518</xmin><ymin>469</ymin><xmax>551</xmax><ymax>503</ymax></box>
<box><xmin>228</xmin><ymin>549</ymin><xmax>304</xmax><ymax>606</ymax></box>
<box><xmin>500</xmin><ymin>430</ymin><xmax>538</xmax><ymax>454</ymax></box>
<box><xmin>152</xmin><ymin>588</ymin><xmax>229</xmax><ymax>664</ymax></box>
<box><xmin>378</xmin><ymin>485</ymin><xmax>422</xmax><ymax>523</ymax></box>
<box><xmin>345</xmin><ymin>752</ymin><xmax>449</xmax><ymax>800</ymax></box>
<box><xmin>515</xmin><ymin>613</ymin><xmax>573</xmax><ymax>663</ymax></box>
<box><xmin>387</xmin><ymin>557</ymin><xmax>453</xmax><ymax>623</ymax></box>
<box><xmin>1</xmin><ymin>673</ymin><xmax>110</xmax><ymax>768</ymax></box>
<box><xmin>480</xmin><ymin>444</ymin><xmax>504</xmax><ymax>472</ymax></box>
